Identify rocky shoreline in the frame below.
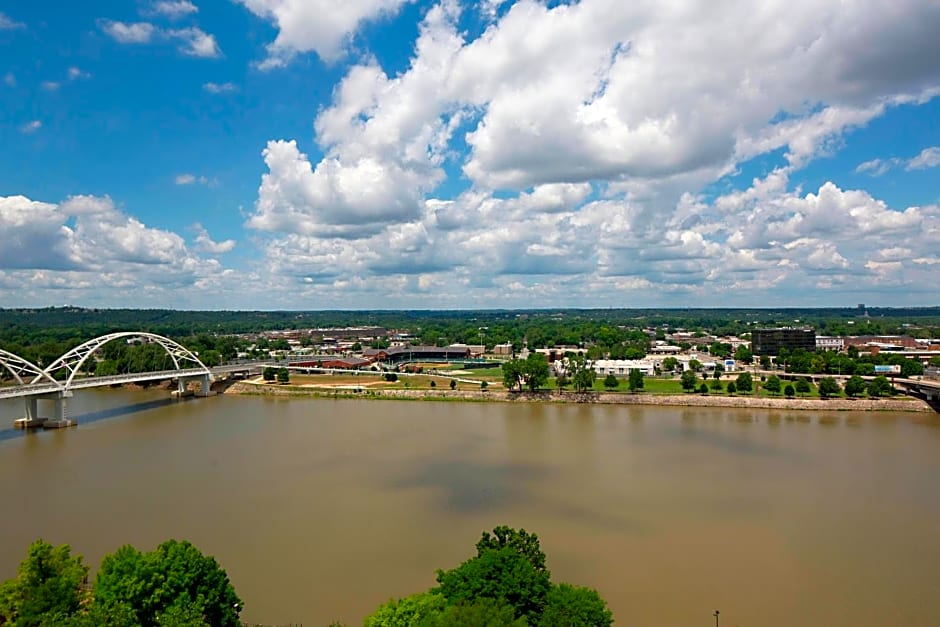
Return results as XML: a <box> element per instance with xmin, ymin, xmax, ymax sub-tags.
<box><xmin>224</xmin><ymin>381</ymin><xmax>933</xmax><ymax>413</ymax></box>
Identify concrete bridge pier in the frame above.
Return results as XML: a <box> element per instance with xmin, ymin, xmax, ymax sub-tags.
<box><xmin>15</xmin><ymin>390</ymin><xmax>74</xmax><ymax>429</ymax></box>
<box><xmin>172</xmin><ymin>374</ymin><xmax>215</xmax><ymax>398</ymax></box>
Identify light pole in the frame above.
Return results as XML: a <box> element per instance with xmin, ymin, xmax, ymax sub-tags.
<box><xmin>714</xmin><ymin>610</ymin><xmax>720</xmax><ymax>627</ymax></box>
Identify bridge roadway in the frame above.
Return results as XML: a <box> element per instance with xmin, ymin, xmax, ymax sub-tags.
<box><xmin>0</xmin><ymin>362</ymin><xmax>276</xmax><ymax>401</ymax></box>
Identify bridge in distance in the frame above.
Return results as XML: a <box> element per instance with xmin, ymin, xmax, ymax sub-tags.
<box><xmin>0</xmin><ymin>332</ymin><xmax>277</xmax><ymax>429</ymax></box>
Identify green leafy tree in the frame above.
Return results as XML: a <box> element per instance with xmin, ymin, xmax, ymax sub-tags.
<box><xmin>710</xmin><ymin>378</ymin><xmax>723</xmax><ymax>392</ymax></box>
<box><xmin>450</xmin><ymin>379</ymin><xmax>457</xmax><ymax>390</ymax></box>
<box><xmin>843</xmin><ymin>375</ymin><xmax>866</xmax><ymax>398</ymax></box>
<box><xmin>698</xmin><ymin>382</ymin><xmax>709</xmax><ymax>394</ymax></box>
<box><xmin>430</xmin><ymin>380</ymin><xmax>437</xmax><ymax>388</ymax></box>
<box><xmin>713</xmin><ymin>363</ymin><xmax>725</xmax><ymax>379</ymax></box>
<box><xmin>569</xmin><ymin>356</ymin><xmax>595</xmax><ymax>393</ymax></box>
<box><xmin>538</xmin><ymin>583</ymin><xmax>613</xmax><ymax>627</ymax></box>
<box><xmin>384</xmin><ymin>372</ymin><xmax>399</xmax><ymax>382</ymax></box>
<box><xmin>795</xmin><ymin>378</ymin><xmax>811</xmax><ymax>396</ymax></box>
<box><xmin>502</xmin><ymin>360</ymin><xmax>524</xmax><ymax>392</ymax></box>
<box><xmin>688</xmin><ymin>359</ymin><xmax>702</xmax><ymax>372</ymax></box>
<box><xmin>0</xmin><ymin>540</ymin><xmax>89</xmax><ymax>626</ymax></box>
<box><xmin>736</xmin><ymin>371</ymin><xmax>753</xmax><ymax>394</ymax></box>
<box><xmin>734</xmin><ymin>345</ymin><xmax>753</xmax><ymax>364</ymax></box>
<box><xmin>868</xmin><ymin>375</ymin><xmax>894</xmax><ymax>398</ymax></box>
<box><xmin>764</xmin><ymin>374</ymin><xmax>782</xmax><ymax>395</ymax></box>
<box><xmin>817</xmin><ymin>377</ymin><xmax>841</xmax><ymax>399</ymax></box>
<box><xmin>900</xmin><ymin>358</ymin><xmax>924</xmax><ymax>378</ymax></box>
<box><xmin>436</xmin><ymin>598</ymin><xmax>527</xmax><ymax>627</ymax></box>
<box><xmin>628</xmin><ymin>368</ymin><xmax>644</xmax><ymax>393</ymax></box>
<box><xmin>480</xmin><ymin>381</ymin><xmax>488</xmax><ymax>392</ymax></box>
<box><xmin>524</xmin><ymin>353</ymin><xmax>551</xmax><ymax>392</ymax></box>
<box><xmin>365</xmin><ymin>591</ymin><xmax>448</xmax><ymax>627</ymax></box>
<box><xmin>759</xmin><ymin>355</ymin><xmax>772</xmax><ymax>369</ymax></box>
<box><xmin>276</xmin><ymin>367</ymin><xmax>290</xmax><ymax>384</ymax></box>
<box><xmin>726</xmin><ymin>381</ymin><xmax>737</xmax><ymax>395</ymax></box>
<box><xmin>262</xmin><ymin>366</ymin><xmax>276</xmax><ymax>382</ymax></box>
<box><xmin>784</xmin><ymin>384</ymin><xmax>795</xmax><ymax>399</ymax></box>
<box><xmin>199</xmin><ymin>350</ymin><xmax>222</xmax><ymax>368</ymax></box>
<box><xmin>661</xmin><ymin>356</ymin><xmax>678</xmax><ymax>372</ymax></box>
<box><xmin>680</xmin><ymin>369</ymin><xmax>697</xmax><ymax>392</ymax></box>
<box><xmin>603</xmin><ymin>373</ymin><xmax>619</xmax><ymax>390</ymax></box>
<box><xmin>437</xmin><ymin>527</ymin><xmax>552</xmax><ymax>624</ymax></box>
<box><xmin>555</xmin><ymin>371</ymin><xmax>569</xmax><ymax>389</ymax></box>
<box><xmin>93</xmin><ymin>540</ymin><xmax>241</xmax><ymax>627</ymax></box>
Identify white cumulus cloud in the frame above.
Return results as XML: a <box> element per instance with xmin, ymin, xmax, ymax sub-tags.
<box><xmin>237</xmin><ymin>0</ymin><xmax>413</xmax><ymax>66</ymax></box>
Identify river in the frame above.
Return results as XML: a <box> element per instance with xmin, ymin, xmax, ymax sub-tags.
<box><xmin>1</xmin><ymin>390</ymin><xmax>940</xmax><ymax>626</ymax></box>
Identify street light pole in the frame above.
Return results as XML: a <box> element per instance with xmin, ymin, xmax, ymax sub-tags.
<box><xmin>714</xmin><ymin>610</ymin><xmax>720</xmax><ymax>626</ymax></box>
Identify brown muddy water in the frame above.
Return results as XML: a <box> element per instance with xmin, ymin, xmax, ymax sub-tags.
<box><xmin>2</xmin><ymin>390</ymin><xmax>940</xmax><ymax>626</ymax></box>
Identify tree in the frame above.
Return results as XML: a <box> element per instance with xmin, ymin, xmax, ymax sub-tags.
<box><xmin>480</xmin><ymin>381</ymin><xmax>488</xmax><ymax>392</ymax></box>
<box><xmin>384</xmin><ymin>372</ymin><xmax>398</xmax><ymax>382</ymax></box>
<box><xmin>276</xmin><ymin>367</ymin><xmax>290</xmax><ymax>384</ymax></box>
<box><xmin>662</xmin><ymin>357</ymin><xmax>678</xmax><ymax>372</ymax></box>
<box><xmin>430</xmin><ymin>380</ymin><xmax>437</xmax><ymax>388</ymax></box>
<box><xmin>817</xmin><ymin>377</ymin><xmax>841</xmax><ymax>399</ymax></box>
<box><xmin>764</xmin><ymin>375</ymin><xmax>782</xmax><ymax>395</ymax></box>
<box><xmin>795</xmin><ymin>378</ymin><xmax>811</xmax><ymax>397</ymax></box>
<box><xmin>680</xmin><ymin>369</ymin><xmax>697</xmax><ymax>392</ymax></box>
<box><xmin>365</xmin><ymin>591</ymin><xmax>448</xmax><ymax>627</ymax></box>
<box><xmin>759</xmin><ymin>355</ymin><xmax>772</xmax><ymax>369</ymax></box>
<box><xmin>713</xmin><ymin>363</ymin><xmax>725</xmax><ymax>379</ymax></box>
<box><xmin>900</xmin><ymin>358</ymin><xmax>924</xmax><ymax>378</ymax></box>
<box><xmin>538</xmin><ymin>583</ymin><xmax>613</xmax><ymax>627</ymax></box>
<box><xmin>199</xmin><ymin>349</ymin><xmax>222</xmax><ymax>368</ymax></box>
<box><xmin>698</xmin><ymin>382</ymin><xmax>709</xmax><ymax>394</ymax></box>
<box><xmin>843</xmin><ymin>375</ymin><xmax>866</xmax><ymax>398</ymax></box>
<box><xmin>450</xmin><ymin>379</ymin><xmax>457</xmax><ymax>390</ymax></box>
<box><xmin>569</xmin><ymin>356</ymin><xmax>596</xmax><ymax>393</ymax></box>
<box><xmin>502</xmin><ymin>360</ymin><xmax>524</xmax><ymax>391</ymax></box>
<box><xmin>436</xmin><ymin>548</ymin><xmax>551</xmax><ymax>624</ymax></box>
<box><xmin>710</xmin><ymin>378</ymin><xmax>723</xmax><ymax>392</ymax></box>
<box><xmin>555</xmin><ymin>371</ymin><xmax>569</xmax><ymax>389</ymax></box>
<box><xmin>474</xmin><ymin>526</ymin><xmax>548</xmax><ymax>575</ymax></box>
<box><xmin>784</xmin><ymin>384</ymin><xmax>795</xmax><ymax>399</ymax></box>
<box><xmin>0</xmin><ymin>540</ymin><xmax>89</xmax><ymax>626</ymax></box>
<box><xmin>726</xmin><ymin>381</ymin><xmax>737</xmax><ymax>395</ymax></box>
<box><xmin>93</xmin><ymin>540</ymin><xmax>241</xmax><ymax>627</ymax></box>
<box><xmin>262</xmin><ymin>366</ymin><xmax>276</xmax><ymax>382</ymax></box>
<box><xmin>734</xmin><ymin>345</ymin><xmax>753</xmax><ymax>364</ymax></box>
<box><xmin>524</xmin><ymin>353</ymin><xmax>550</xmax><ymax>392</ymax></box>
<box><xmin>628</xmin><ymin>368</ymin><xmax>644</xmax><ymax>393</ymax></box>
<box><xmin>736</xmin><ymin>371</ymin><xmax>753</xmax><ymax>394</ymax></box>
<box><xmin>688</xmin><ymin>359</ymin><xmax>702</xmax><ymax>372</ymax></box>
<box><xmin>603</xmin><ymin>373</ymin><xmax>619</xmax><ymax>391</ymax></box>
<box><xmin>868</xmin><ymin>375</ymin><xmax>894</xmax><ymax>398</ymax></box>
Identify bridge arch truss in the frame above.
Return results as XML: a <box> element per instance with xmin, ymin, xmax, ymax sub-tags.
<box><xmin>31</xmin><ymin>332</ymin><xmax>211</xmax><ymax>390</ymax></box>
<box><xmin>0</xmin><ymin>349</ymin><xmax>62</xmax><ymax>389</ymax></box>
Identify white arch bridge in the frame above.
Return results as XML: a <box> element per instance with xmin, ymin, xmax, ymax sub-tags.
<box><xmin>0</xmin><ymin>332</ymin><xmax>220</xmax><ymax>429</ymax></box>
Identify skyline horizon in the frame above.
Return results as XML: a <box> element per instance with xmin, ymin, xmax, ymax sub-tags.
<box><xmin>2</xmin><ymin>1</ymin><xmax>939</xmax><ymax>309</ymax></box>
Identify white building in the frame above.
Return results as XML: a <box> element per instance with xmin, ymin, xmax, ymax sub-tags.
<box><xmin>816</xmin><ymin>336</ymin><xmax>845</xmax><ymax>351</ymax></box>
<box><xmin>592</xmin><ymin>359</ymin><xmax>656</xmax><ymax>376</ymax></box>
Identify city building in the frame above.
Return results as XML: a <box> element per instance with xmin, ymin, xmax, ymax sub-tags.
<box><xmin>816</xmin><ymin>336</ymin><xmax>845</xmax><ymax>351</ymax></box>
<box><xmin>751</xmin><ymin>328</ymin><xmax>816</xmax><ymax>356</ymax></box>
<box><xmin>592</xmin><ymin>359</ymin><xmax>656</xmax><ymax>376</ymax></box>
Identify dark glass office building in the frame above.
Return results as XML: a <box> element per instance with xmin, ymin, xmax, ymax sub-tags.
<box><xmin>751</xmin><ymin>328</ymin><xmax>816</xmax><ymax>356</ymax></box>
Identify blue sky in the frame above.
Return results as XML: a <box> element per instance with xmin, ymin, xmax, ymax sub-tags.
<box><xmin>1</xmin><ymin>0</ymin><xmax>939</xmax><ymax>309</ymax></box>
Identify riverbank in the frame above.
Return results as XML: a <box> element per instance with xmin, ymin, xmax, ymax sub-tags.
<box><xmin>224</xmin><ymin>381</ymin><xmax>933</xmax><ymax>412</ymax></box>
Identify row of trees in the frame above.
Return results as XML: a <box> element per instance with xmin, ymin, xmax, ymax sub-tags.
<box><xmin>262</xmin><ymin>366</ymin><xmax>291</xmax><ymax>384</ymax></box>
<box><xmin>677</xmin><ymin>369</ymin><xmax>896</xmax><ymax>398</ymax></box>
<box><xmin>365</xmin><ymin>526</ymin><xmax>612</xmax><ymax>626</ymax></box>
<box><xmin>0</xmin><ymin>539</ymin><xmax>241</xmax><ymax>626</ymax></box>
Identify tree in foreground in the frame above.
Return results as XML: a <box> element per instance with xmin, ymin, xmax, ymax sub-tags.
<box><xmin>93</xmin><ymin>539</ymin><xmax>241</xmax><ymax>627</ymax></box>
<box><xmin>736</xmin><ymin>371</ymin><xmax>753</xmax><ymax>394</ymax></box>
<box><xmin>276</xmin><ymin>367</ymin><xmax>290</xmax><ymax>384</ymax></box>
<box><xmin>698</xmin><ymin>382</ymin><xmax>709</xmax><ymax>394</ymax></box>
<box><xmin>817</xmin><ymin>377</ymin><xmax>841</xmax><ymax>399</ymax></box>
<box><xmin>680</xmin><ymin>369</ymin><xmax>697</xmax><ymax>393</ymax></box>
<box><xmin>784</xmin><ymin>384</ymin><xmax>795</xmax><ymax>399</ymax></box>
<box><xmin>628</xmin><ymin>368</ymin><xmax>644</xmax><ymax>393</ymax></box>
<box><xmin>569</xmin><ymin>356</ymin><xmax>596</xmax><ymax>393</ymax></box>
<box><xmin>764</xmin><ymin>375</ymin><xmax>782</xmax><ymax>395</ymax></box>
<box><xmin>262</xmin><ymin>366</ymin><xmax>276</xmax><ymax>382</ymax></box>
<box><xmin>0</xmin><ymin>539</ymin><xmax>89</xmax><ymax>626</ymax></box>
<box><xmin>366</xmin><ymin>526</ymin><xmax>612</xmax><ymax>627</ymax></box>
<box><xmin>450</xmin><ymin>379</ymin><xmax>457</xmax><ymax>390</ymax></box>
<box><xmin>524</xmin><ymin>353</ymin><xmax>551</xmax><ymax>392</ymax></box>
<box><xmin>726</xmin><ymin>381</ymin><xmax>737</xmax><ymax>395</ymax></box>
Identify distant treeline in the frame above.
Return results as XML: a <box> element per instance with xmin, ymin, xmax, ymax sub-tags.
<box><xmin>2</xmin><ymin>307</ymin><xmax>940</xmax><ymax>367</ymax></box>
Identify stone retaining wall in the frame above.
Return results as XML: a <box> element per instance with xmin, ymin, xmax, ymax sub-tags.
<box><xmin>225</xmin><ymin>382</ymin><xmax>932</xmax><ymax>412</ymax></box>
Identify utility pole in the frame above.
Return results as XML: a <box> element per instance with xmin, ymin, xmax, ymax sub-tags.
<box><xmin>714</xmin><ymin>610</ymin><xmax>720</xmax><ymax>627</ymax></box>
